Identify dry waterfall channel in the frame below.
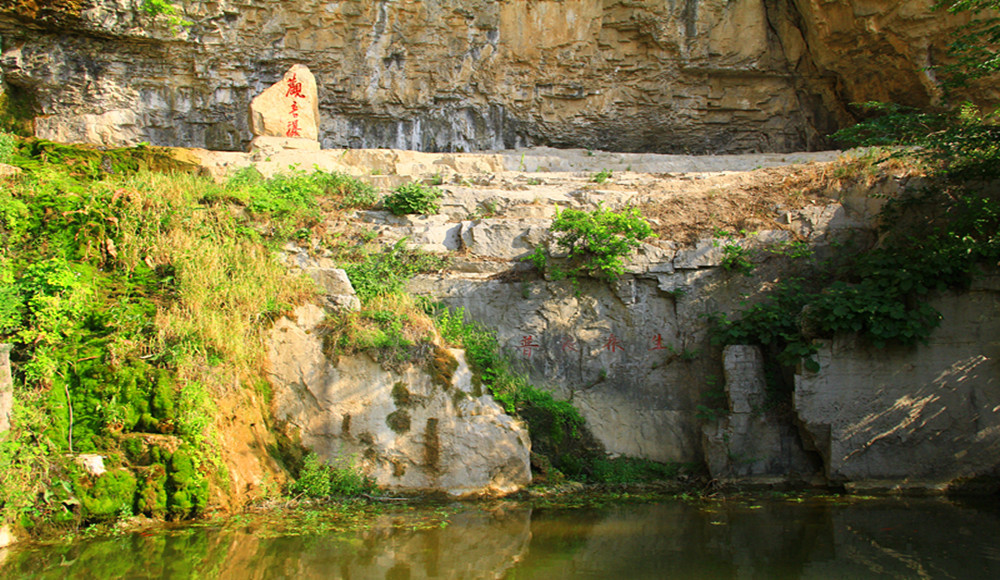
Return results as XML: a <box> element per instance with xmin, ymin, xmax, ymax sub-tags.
<box><xmin>230</xmin><ymin>142</ymin><xmax>998</xmax><ymax>495</ymax></box>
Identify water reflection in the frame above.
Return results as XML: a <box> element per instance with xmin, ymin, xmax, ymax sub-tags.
<box><xmin>3</xmin><ymin>497</ymin><xmax>1000</xmax><ymax>579</ymax></box>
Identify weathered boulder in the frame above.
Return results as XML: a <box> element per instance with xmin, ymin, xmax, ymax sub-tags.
<box><xmin>268</xmin><ymin>304</ymin><xmax>531</xmax><ymax>495</ymax></box>
<box><xmin>305</xmin><ymin>267</ymin><xmax>361</xmax><ymax>312</ymax></box>
<box><xmin>794</xmin><ymin>275</ymin><xmax>1000</xmax><ymax>491</ymax></box>
<box><xmin>249</xmin><ymin>64</ymin><xmax>319</xmax><ymax>140</ymax></box>
<box><xmin>0</xmin><ymin>163</ymin><xmax>22</xmax><ymax>177</ymax></box>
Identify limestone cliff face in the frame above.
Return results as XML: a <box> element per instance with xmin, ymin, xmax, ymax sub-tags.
<box><xmin>1</xmin><ymin>0</ymin><xmax>991</xmax><ymax>152</ymax></box>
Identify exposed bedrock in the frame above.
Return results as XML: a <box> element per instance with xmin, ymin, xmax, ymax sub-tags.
<box><xmin>3</xmin><ymin>0</ymin><xmax>994</xmax><ymax>152</ymax></box>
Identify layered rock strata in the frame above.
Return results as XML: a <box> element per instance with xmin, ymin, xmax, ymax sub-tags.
<box><xmin>2</xmin><ymin>1</ymin><xmax>993</xmax><ymax>153</ymax></box>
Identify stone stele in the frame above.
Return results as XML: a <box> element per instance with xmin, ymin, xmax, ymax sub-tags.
<box><xmin>249</xmin><ymin>64</ymin><xmax>319</xmax><ymax>142</ymax></box>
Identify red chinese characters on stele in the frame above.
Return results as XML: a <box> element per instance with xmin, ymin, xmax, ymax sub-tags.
<box><xmin>285</xmin><ymin>74</ymin><xmax>305</xmax><ymax>138</ymax></box>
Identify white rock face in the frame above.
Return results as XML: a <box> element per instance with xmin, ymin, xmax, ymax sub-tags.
<box><xmin>794</xmin><ymin>276</ymin><xmax>1000</xmax><ymax>490</ymax></box>
<box><xmin>268</xmin><ymin>305</ymin><xmax>531</xmax><ymax>495</ymax></box>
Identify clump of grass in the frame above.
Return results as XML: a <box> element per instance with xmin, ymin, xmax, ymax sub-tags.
<box><xmin>319</xmin><ymin>293</ymin><xmax>436</xmax><ymax>367</ymax></box>
<box><xmin>382</xmin><ymin>182</ymin><xmax>443</xmax><ymax>215</ymax></box>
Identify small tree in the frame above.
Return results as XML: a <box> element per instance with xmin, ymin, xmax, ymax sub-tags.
<box><xmin>530</xmin><ymin>204</ymin><xmax>654</xmax><ymax>282</ymax></box>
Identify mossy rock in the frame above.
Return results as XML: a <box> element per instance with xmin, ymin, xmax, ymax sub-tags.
<box><xmin>386</xmin><ymin>409</ymin><xmax>411</xmax><ymax>434</ymax></box>
<box><xmin>135</xmin><ymin>464</ymin><xmax>168</xmax><ymax>517</ymax></box>
<box><xmin>166</xmin><ymin>445</ymin><xmax>209</xmax><ymax>518</ymax></box>
<box><xmin>76</xmin><ymin>469</ymin><xmax>138</xmax><ymax>520</ymax></box>
<box><xmin>427</xmin><ymin>346</ymin><xmax>458</xmax><ymax>390</ymax></box>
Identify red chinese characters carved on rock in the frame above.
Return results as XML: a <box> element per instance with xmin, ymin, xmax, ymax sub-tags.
<box><xmin>604</xmin><ymin>333</ymin><xmax>625</xmax><ymax>353</ymax></box>
<box><xmin>649</xmin><ymin>333</ymin><xmax>666</xmax><ymax>351</ymax></box>
<box><xmin>520</xmin><ymin>335</ymin><xmax>541</xmax><ymax>358</ymax></box>
<box><xmin>285</xmin><ymin>74</ymin><xmax>306</xmax><ymax>99</ymax></box>
<box><xmin>285</xmin><ymin>74</ymin><xmax>304</xmax><ymax>138</ymax></box>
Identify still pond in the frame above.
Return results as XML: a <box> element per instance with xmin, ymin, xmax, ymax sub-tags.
<box><xmin>2</xmin><ymin>494</ymin><xmax>998</xmax><ymax>578</ymax></box>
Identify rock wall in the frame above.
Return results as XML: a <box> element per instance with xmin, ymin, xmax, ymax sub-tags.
<box><xmin>2</xmin><ymin>0</ymin><xmax>991</xmax><ymax>153</ymax></box>
<box><xmin>793</xmin><ymin>275</ymin><xmax>1000</xmax><ymax>491</ymax></box>
<box><xmin>702</xmin><ymin>345</ymin><xmax>820</xmax><ymax>482</ymax></box>
<box><xmin>268</xmin><ymin>303</ymin><xmax>532</xmax><ymax>496</ymax></box>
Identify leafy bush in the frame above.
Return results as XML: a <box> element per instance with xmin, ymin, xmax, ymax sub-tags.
<box><xmin>532</xmin><ymin>203</ymin><xmax>653</xmax><ymax>281</ymax></box>
<box><xmin>719</xmin><ymin>242</ymin><xmax>754</xmax><ymax>275</ymax></box>
<box><xmin>341</xmin><ymin>239</ymin><xmax>447</xmax><ymax>303</ymax></box>
<box><xmin>713</xmin><ymin>188</ymin><xmax>1000</xmax><ymax>371</ymax></box>
<box><xmin>290</xmin><ymin>452</ymin><xmax>372</xmax><ymax>498</ymax></box>
<box><xmin>382</xmin><ymin>182</ymin><xmax>443</xmax><ymax>216</ymax></box>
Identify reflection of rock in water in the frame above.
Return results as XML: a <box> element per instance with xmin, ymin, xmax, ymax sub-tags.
<box><xmin>210</xmin><ymin>508</ymin><xmax>532</xmax><ymax>580</ymax></box>
<box><xmin>5</xmin><ymin>500</ymin><xmax>1000</xmax><ymax>577</ymax></box>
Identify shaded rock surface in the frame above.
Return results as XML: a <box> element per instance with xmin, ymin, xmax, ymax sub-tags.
<box><xmin>793</xmin><ymin>276</ymin><xmax>1000</xmax><ymax>491</ymax></box>
<box><xmin>268</xmin><ymin>304</ymin><xmax>531</xmax><ymax>495</ymax></box>
<box><xmin>3</xmin><ymin>1</ymin><xmax>994</xmax><ymax>152</ymax></box>
<box><xmin>702</xmin><ymin>345</ymin><xmax>820</xmax><ymax>482</ymax></box>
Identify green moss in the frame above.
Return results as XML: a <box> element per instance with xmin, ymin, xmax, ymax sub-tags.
<box><xmin>0</xmin><ymin>84</ymin><xmax>36</xmax><ymax>137</ymax></box>
<box><xmin>76</xmin><ymin>469</ymin><xmax>138</xmax><ymax>520</ymax></box>
<box><xmin>427</xmin><ymin>346</ymin><xmax>458</xmax><ymax>390</ymax></box>
<box><xmin>167</xmin><ymin>446</ymin><xmax>209</xmax><ymax>518</ymax></box>
<box><xmin>135</xmin><ymin>464</ymin><xmax>168</xmax><ymax>517</ymax></box>
<box><xmin>391</xmin><ymin>381</ymin><xmax>412</xmax><ymax>408</ymax></box>
<box><xmin>423</xmin><ymin>418</ymin><xmax>440</xmax><ymax>472</ymax></box>
<box><xmin>386</xmin><ymin>410</ymin><xmax>411</xmax><ymax>434</ymax></box>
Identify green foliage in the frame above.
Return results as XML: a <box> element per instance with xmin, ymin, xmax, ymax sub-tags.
<box><xmin>533</xmin><ymin>204</ymin><xmax>654</xmax><ymax>282</ymax></box>
<box><xmin>289</xmin><ymin>453</ymin><xmax>373</xmax><ymax>498</ymax></box>
<box><xmin>835</xmin><ymin>102</ymin><xmax>1000</xmax><ymax>179</ymax></box>
<box><xmin>432</xmin><ymin>309</ymin><xmax>613</xmax><ymax>479</ymax></box>
<box><xmin>935</xmin><ymin>0</ymin><xmax>1000</xmax><ymax>88</ymax></box>
<box><xmin>713</xmin><ymin>188</ymin><xmax>1000</xmax><ymax>371</ymax></box>
<box><xmin>140</xmin><ymin>0</ymin><xmax>192</xmax><ymax>31</ymax></box>
<box><xmin>719</xmin><ymin>242</ymin><xmax>754</xmax><ymax>275</ymax></box>
<box><xmin>341</xmin><ymin>239</ymin><xmax>448</xmax><ymax>303</ymax></box>
<box><xmin>222</xmin><ymin>166</ymin><xmax>378</xmax><ymax>238</ymax></box>
<box><xmin>0</xmin><ymin>141</ymin><xmax>317</xmax><ymax>528</ymax></box>
<box><xmin>0</xmin><ymin>394</ymin><xmax>54</xmax><ymax>525</ymax></box>
<box><xmin>590</xmin><ymin>169</ymin><xmax>612</xmax><ymax>183</ymax></box>
<box><xmin>382</xmin><ymin>182</ymin><xmax>443</xmax><ymax>215</ymax></box>
<box><xmin>434</xmin><ymin>306</ymin><xmax>466</xmax><ymax>346</ymax></box>
<box><xmin>590</xmin><ymin>456</ymin><xmax>679</xmax><ymax>484</ymax></box>
<box><xmin>0</xmin><ymin>131</ymin><xmax>16</xmax><ymax>163</ymax></box>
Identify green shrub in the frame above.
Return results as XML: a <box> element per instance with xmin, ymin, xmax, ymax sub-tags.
<box><xmin>590</xmin><ymin>169</ymin><xmax>612</xmax><ymax>183</ymax></box>
<box><xmin>712</xmin><ymin>188</ymin><xmax>1000</xmax><ymax>372</ymax></box>
<box><xmin>533</xmin><ymin>203</ymin><xmax>653</xmax><ymax>281</ymax></box>
<box><xmin>719</xmin><ymin>242</ymin><xmax>754</xmax><ymax>275</ymax></box>
<box><xmin>341</xmin><ymin>239</ymin><xmax>448</xmax><ymax>303</ymax></box>
<box><xmin>383</xmin><ymin>182</ymin><xmax>443</xmax><ymax>215</ymax></box>
<box><xmin>290</xmin><ymin>452</ymin><xmax>372</xmax><ymax>498</ymax></box>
